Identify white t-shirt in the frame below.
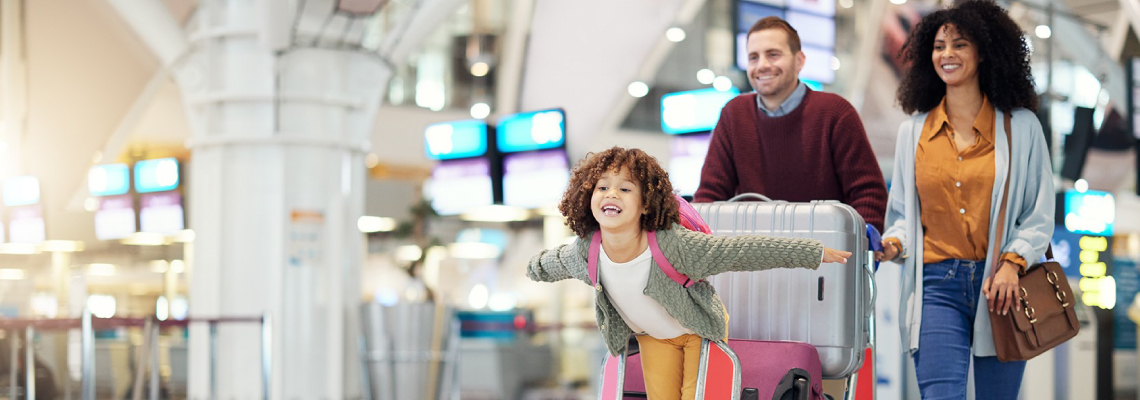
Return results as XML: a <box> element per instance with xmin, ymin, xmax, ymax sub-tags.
<box><xmin>598</xmin><ymin>246</ymin><xmax>695</xmax><ymax>339</ymax></box>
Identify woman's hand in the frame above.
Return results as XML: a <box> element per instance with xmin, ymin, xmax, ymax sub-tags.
<box><xmin>823</xmin><ymin>248</ymin><xmax>853</xmax><ymax>264</ymax></box>
<box><xmin>876</xmin><ymin>238</ymin><xmax>900</xmax><ymax>262</ymax></box>
<box><xmin>983</xmin><ymin>261</ymin><xmax>1022</xmax><ymax>315</ymax></box>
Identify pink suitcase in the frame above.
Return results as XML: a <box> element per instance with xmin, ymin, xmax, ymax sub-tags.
<box><xmin>599</xmin><ymin>338</ymin><xmax>821</xmax><ymax>400</ymax></box>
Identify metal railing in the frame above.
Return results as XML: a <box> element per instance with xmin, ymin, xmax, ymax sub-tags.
<box><xmin>0</xmin><ymin>311</ymin><xmax>270</xmax><ymax>400</ymax></box>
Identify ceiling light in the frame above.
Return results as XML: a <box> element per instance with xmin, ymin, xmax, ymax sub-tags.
<box><xmin>461</xmin><ymin>205</ymin><xmax>530</xmax><ymax>222</ymax></box>
<box><xmin>470</xmin><ymin>62</ymin><xmax>490</xmax><ymax>77</ymax></box>
<box><xmin>84</xmin><ymin>197</ymin><xmax>99</xmax><ymax>212</ymax></box>
<box><xmin>830</xmin><ymin>56</ymin><xmax>841</xmax><ymax>71</ymax></box>
<box><xmin>666</xmin><ymin>27</ymin><xmax>686</xmax><ymax>43</ymax></box>
<box><xmin>169</xmin><ymin>260</ymin><xmax>186</xmax><ymax>274</ymax></box>
<box><xmin>396</xmin><ymin>245</ymin><xmax>423</xmax><ymax>262</ymax></box>
<box><xmin>358</xmin><ymin>216</ymin><xmax>397</xmax><ymax>233</ymax></box>
<box><xmin>1035</xmin><ymin>25</ymin><xmax>1051</xmax><ymax>39</ymax></box>
<box><xmin>448</xmin><ymin>242</ymin><xmax>503</xmax><ymax>259</ymax></box>
<box><xmin>889</xmin><ymin>0</ymin><xmax>906</xmax><ymax>4</ymax></box>
<box><xmin>121</xmin><ymin>232</ymin><xmax>168</xmax><ymax>246</ymax></box>
<box><xmin>40</xmin><ymin>240</ymin><xmax>85</xmax><ymax>253</ymax></box>
<box><xmin>365</xmin><ymin>153</ymin><xmax>380</xmax><ymax>169</ymax></box>
<box><xmin>171</xmin><ymin>229</ymin><xmax>196</xmax><ymax>243</ymax></box>
<box><xmin>470</xmin><ymin>102</ymin><xmax>491</xmax><ymax>119</ymax></box>
<box><xmin>628</xmin><ymin>81</ymin><xmax>650</xmax><ymax>98</ymax></box>
<box><xmin>1075</xmin><ymin>179</ymin><xmax>1089</xmax><ymax>193</ymax></box>
<box><xmin>87</xmin><ymin>264</ymin><xmax>117</xmax><ymax>276</ymax></box>
<box><xmin>150</xmin><ymin>260</ymin><xmax>170</xmax><ymax>273</ymax></box>
<box><xmin>697</xmin><ymin>69</ymin><xmax>716</xmax><ymax>85</ymax></box>
<box><xmin>0</xmin><ymin>243</ymin><xmax>38</xmax><ymax>255</ymax></box>
<box><xmin>712</xmin><ymin>76</ymin><xmax>734</xmax><ymax>92</ymax></box>
<box><xmin>839</xmin><ymin>0</ymin><xmax>854</xmax><ymax>8</ymax></box>
<box><xmin>0</xmin><ymin>269</ymin><xmax>26</xmax><ymax>280</ymax></box>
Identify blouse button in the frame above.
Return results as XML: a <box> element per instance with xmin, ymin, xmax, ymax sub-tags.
<box><xmin>595</xmin><ymin>284</ymin><xmax>602</xmax><ymax>291</ymax></box>
<box><xmin>956</xmin><ymin>182</ymin><xmax>961</xmax><ymax>187</ymax></box>
<box><xmin>959</xmin><ymin>208</ymin><xmax>966</xmax><ymax>214</ymax></box>
<box><xmin>957</xmin><ymin>156</ymin><xmax>963</xmax><ymax>161</ymax></box>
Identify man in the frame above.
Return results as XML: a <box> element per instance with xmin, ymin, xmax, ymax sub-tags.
<box><xmin>694</xmin><ymin>17</ymin><xmax>887</xmax><ymax>232</ymax></box>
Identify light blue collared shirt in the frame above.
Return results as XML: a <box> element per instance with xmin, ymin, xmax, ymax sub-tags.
<box><xmin>756</xmin><ymin>80</ymin><xmax>808</xmax><ymax>117</ymax></box>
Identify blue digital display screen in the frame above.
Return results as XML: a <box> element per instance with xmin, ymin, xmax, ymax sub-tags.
<box><xmin>496</xmin><ymin>108</ymin><xmax>566</xmax><ymax>153</ymax></box>
<box><xmin>134</xmin><ymin>158</ymin><xmax>180</xmax><ymax>193</ymax></box>
<box><xmin>661</xmin><ymin>88</ymin><xmax>740</xmax><ymax>134</ymax></box>
<box><xmin>1064</xmin><ymin>189</ymin><xmax>1115</xmax><ymax>236</ymax></box>
<box><xmin>2</xmin><ymin>176</ymin><xmax>40</xmax><ymax>207</ymax></box>
<box><xmin>88</xmin><ymin>163</ymin><xmax>131</xmax><ymax>197</ymax></box>
<box><xmin>424</xmin><ymin>120</ymin><xmax>489</xmax><ymax>160</ymax></box>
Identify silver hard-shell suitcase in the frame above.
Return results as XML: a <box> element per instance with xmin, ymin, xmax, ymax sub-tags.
<box><xmin>692</xmin><ymin>195</ymin><xmax>874</xmax><ymax>381</ymax></box>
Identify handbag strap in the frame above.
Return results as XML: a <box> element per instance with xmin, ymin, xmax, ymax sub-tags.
<box><xmin>989</xmin><ymin>110</ymin><xmax>1013</xmax><ymax>278</ymax></box>
<box><xmin>588</xmin><ymin>231</ymin><xmax>696</xmax><ymax>288</ymax></box>
<box><xmin>989</xmin><ymin>111</ymin><xmax>1053</xmax><ymax>278</ymax></box>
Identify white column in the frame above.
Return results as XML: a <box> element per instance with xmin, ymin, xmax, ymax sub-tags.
<box><xmin>0</xmin><ymin>0</ymin><xmax>28</xmax><ymax>179</ymax></box>
<box><xmin>175</xmin><ymin>2</ymin><xmax>387</xmax><ymax>399</ymax></box>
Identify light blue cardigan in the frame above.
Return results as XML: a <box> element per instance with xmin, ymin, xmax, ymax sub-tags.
<box><xmin>884</xmin><ymin>108</ymin><xmax>1055</xmax><ymax>357</ymax></box>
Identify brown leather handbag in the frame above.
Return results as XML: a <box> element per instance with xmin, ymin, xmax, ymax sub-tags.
<box><xmin>987</xmin><ymin>112</ymin><xmax>1079</xmax><ymax>362</ymax></box>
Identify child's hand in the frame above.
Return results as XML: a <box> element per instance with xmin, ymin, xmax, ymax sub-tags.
<box><xmin>823</xmin><ymin>248</ymin><xmax>852</xmax><ymax>264</ymax></box>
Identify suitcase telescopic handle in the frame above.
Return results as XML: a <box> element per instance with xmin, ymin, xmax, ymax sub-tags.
<box><xmin>727</xmin><ymin>193</ymin><xmax>773</xmax><ymax>202</ymax></box>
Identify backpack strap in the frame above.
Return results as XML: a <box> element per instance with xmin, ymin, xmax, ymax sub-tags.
<box><xmin>587</xmin><ymin>230</ymin><xmax>694</xmax><ymax>288</ymax></box>
<box><xmin>648</xmin><ymin>231</ymin><xmax>696</xmax><ymax>288</ymax></box>
<box><xmin>588</xmin><ymin>231</ymin><xmax>602</xmax><ymax>286</ymax></box>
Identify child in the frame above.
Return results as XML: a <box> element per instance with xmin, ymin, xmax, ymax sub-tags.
<box><xmin>527</xmin><ymin>147</ymin><xmax>851</xmax><ymax>400</ymax></box>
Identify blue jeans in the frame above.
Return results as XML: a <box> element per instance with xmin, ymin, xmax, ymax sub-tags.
<box><xmin>912</xmin><ymin>259</ymin><xmax>1026</xmax><ymax>400</ymax></box>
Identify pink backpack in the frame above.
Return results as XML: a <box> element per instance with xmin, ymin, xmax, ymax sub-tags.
<box><xmin>587</xmin><ymin>194</ymin><xmax>711</xmax><ymax>288</ymax></box>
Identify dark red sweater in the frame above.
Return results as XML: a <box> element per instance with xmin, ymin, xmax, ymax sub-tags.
<box><xmin>693</xmin><ymin>89</ymin><xmax>888</xmax><ymax>232</ymax></box>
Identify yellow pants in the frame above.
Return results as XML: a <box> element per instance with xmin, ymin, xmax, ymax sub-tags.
<box><xmin>635</xmin><ymin>334</ymin><xmax>702</xmax><ymax>400</ymax></box>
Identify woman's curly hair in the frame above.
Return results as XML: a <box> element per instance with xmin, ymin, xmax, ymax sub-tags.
<box><xmin>896</xmin><ymin>0</ymin><xmax>1038</xmax><ymax>114</ymax></box>
<box><xmin>559</xmin><ymin>147</ymin><xmax>679</xmax><ymax>238</ymax></box>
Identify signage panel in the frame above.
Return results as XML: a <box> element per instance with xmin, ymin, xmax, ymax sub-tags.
<box><xmin>669</xmin><ymin>134</ymin><xmax>712</xmax><ymax>196</ymax></box>
<box><xmin>424</xmin><ymin>120</ymin><xmax>489</xmax><ymax>160</ymax></box>
<box><xmin>661</xmin><ymin>88</ymin><xmax>740</xmax><ymax>135</ymax></box>
<box><xmin>496</xmin><ymin>109</ymin><xmax>566</xmax><ymax>153</ymax></box>
<box><xmin>1064</xmin><ymin>189</ymin><xmax>1115</xmax><ymax>236</ymax></box>
<box><xmin>8</xmin><ymin>205</ymin><xmax>45</xmax><ymax>243</ymax></box>
<box><xmin>94</xmin><ymin>195</ymin><xmax>136</xmax><ymax>240</ymax></box>
<box><xmin>88</xmin><ymin>164</ymin><xmax>131</xmax><ymax>197</ymax></box>
<box><xmin>2</xmin><ymin>176</ymin><xmax>40</xmax><ymax>207</ymax></box>
<box><xmin>428</xmin><ymin>158</ymin><xmax>494</xmax><ymax>215</ymax></box>
<box><xmin>134</xmin><ymin>158</ymin><xmax>180</xmax><ymax>193</ymax></box>
<box><xmin>140</xmin><ymin>192</ymin><xmax>185</xmax><ymax>234</ymax></box>
<box><xmin>502</xmin><ymin>150</ymin><xmax>569</xmax><ymax>209</ymax></box>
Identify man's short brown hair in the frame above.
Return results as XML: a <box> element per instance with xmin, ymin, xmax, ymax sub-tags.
<box><xmin>747</xmin><ymin>16</ymin><xmax>801</xmax><ymax>54</ymax></box>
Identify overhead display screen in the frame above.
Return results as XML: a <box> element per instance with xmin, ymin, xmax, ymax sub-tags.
<box><xmin>424</xmin><ymin>120</ymin><xmax>489</xmax><ymax>160</ymax></box>
<box><xmin>496</xmin><ymin>108</ymin><xmax>566</xmax><ymax>153</ymax></box>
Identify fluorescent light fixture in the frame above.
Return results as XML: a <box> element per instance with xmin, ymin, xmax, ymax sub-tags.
<box><xmin>461</xmin><ymin>205</ymin><xmax>530</xmax><ymax>222</ymax></box>
<box><xmin>1035</xmin><ymin>25</ymin><xmax>1052</xmax><ymax>39</ymax></box>
<box><xmin>87</xmin><ymin>264</ymin><xmax>117</xmax><ymax>276</ymax></box>
<box><xmin>538</xmin><ymin>204</ymin><xmax>563</xmax><ymax>217</ymax></box>
<box><xmin>121</xmin><ymin>232</ymin><xmax>168</xmax><ymax>246</ymax></box>
<box><xmin>0</xmin><ymin>269</ymin><xmax>26</xmax><ymax>280</ymax></box>
<box><xmin>156</xmin><ymin>296</ymin><xmax>169</xmax><ymax>321</ymax></box>
<box><xmin>358</xmin><ymin>216</ymin><xmax>397</xmax><ymax>233</ymax></box>
<box><xmin>470</xmin><ymin>61</ymin><xmax>490</xmax><ymax>77</ymax></box>
<box><xmin>448</xmin><ymin>242</ymin><xmax>503</xmax><ymax>259</ymax></box>
<box><xmin>40</xmin><ymin>240</ymin><xmax>85</xmax><ymax>253</ymax></box>
<box><xmin>0</xmin><ymin>243</ymin><xmax>38</xmax><ymax>255</ymax></box>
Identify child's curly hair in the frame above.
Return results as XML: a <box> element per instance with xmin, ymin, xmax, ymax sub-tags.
<box><xmin>559</xmin><ymin>147</ymin><xmax>679</xmax><ymax>238</ymax></box>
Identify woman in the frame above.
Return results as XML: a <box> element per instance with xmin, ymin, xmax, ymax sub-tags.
<box><xmin>879</xmin><ymin>1</ymin><xmax>1054</xmax><ymax>399</ymax></box>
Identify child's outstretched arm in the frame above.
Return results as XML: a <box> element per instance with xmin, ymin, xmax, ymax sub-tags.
<box><xmin>527</xmin><ymin>237</ymin><xmax>589</xmax><ymax>283</ymax></box>
<box><xmin>666</xmin><ymin>227</ymin><xmax>848</xmax><ymax>279</ymax></box>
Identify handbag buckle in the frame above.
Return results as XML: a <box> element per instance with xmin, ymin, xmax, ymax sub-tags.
<box><xmin>1024</xmin><ymin>305</ymin><xmax>1037</xmax><ymax>324</ymax></box>
<box><xmin>1046</xmin><ymin>270</ymin><xmax>1058</xmax><ymax>284</ymax></box>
